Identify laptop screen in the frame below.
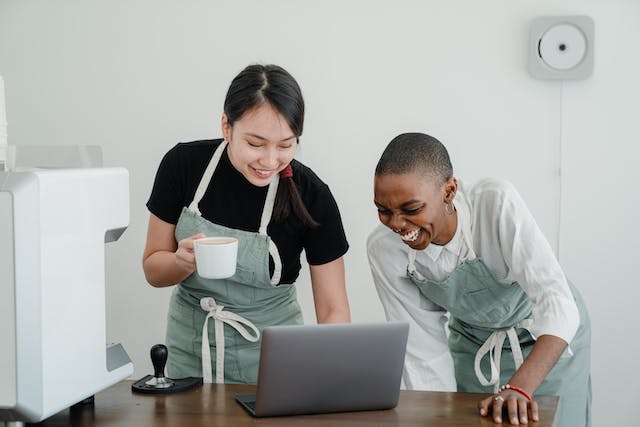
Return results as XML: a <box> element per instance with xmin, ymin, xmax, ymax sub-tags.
<box><xmin>238</xmin><ymin>322</ymin><xmax>409</xmax><ymax>417</ymax></box>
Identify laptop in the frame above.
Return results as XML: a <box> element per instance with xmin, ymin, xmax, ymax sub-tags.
<box><xmin>235</xmin><ymin>321</ymin><xmax>409</xmax><ymax>417</ymax></box>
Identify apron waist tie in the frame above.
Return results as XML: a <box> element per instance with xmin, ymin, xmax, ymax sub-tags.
<box><xmin>200</xmin><ymin>297</ymin><xmax>260</xmax><ymax>384</ymax></box>
<box><xmin>474</xmin><ymin>320</ymin><xmax>531</xmax><ymax>393</ymax></box>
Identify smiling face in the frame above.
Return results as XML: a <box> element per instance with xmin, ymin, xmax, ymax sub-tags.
<box><xmin>374</xmin><ymin>172</ymin><xmax>458</xmax><ymax>250</ymax></box>
<box><xmin>222</xmin><ymin>103</ymin><xmax>298</xmax><ymax>187</ymax></box>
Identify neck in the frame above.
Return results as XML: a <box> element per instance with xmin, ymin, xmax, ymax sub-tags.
<box><xmin>432</xmin><ymin>209</ymin><xmax>458</xmax><ymax>246</ymax></box>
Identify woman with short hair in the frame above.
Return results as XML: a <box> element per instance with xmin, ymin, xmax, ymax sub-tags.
<box><xmin>368</xmin><ymin>132</ymin><xmax>591</xmax><ymax>426</ymax></box>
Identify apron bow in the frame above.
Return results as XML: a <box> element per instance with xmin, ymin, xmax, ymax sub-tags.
<box><xmin>473</xmin><ymin>319</ymin><xmax>532</xmax><ymax>393</ymax></box>
<box><xmin>200</xmin><ymin>297</ymin><xmax>260</xmax><ymax>383</ymax></box>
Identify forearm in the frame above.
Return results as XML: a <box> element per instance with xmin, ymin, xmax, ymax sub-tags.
<box><xmin>316</xmin><ymin>304</ymin><xmax>351</xmax><ymax>323</ymax></box>
<box><xmin>508</xmin><ymin>334</ymin><xmax>567</xmax><ymax>395</ymax></box>
<box><xmin>143</xmin><ymin>250</ymin><xmax>192</xmax><ymax>287</ymax></box>
<box><xmin>310</xmin><ymin>257</ymin><xmax>351</xmax><ymax>324</ymax></box>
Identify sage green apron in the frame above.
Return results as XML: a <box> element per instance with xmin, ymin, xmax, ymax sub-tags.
<box><xmin>166</xmin><ymin>141</ymin><xmax>303</xmax><ymax>384</ymax></box>
<box><xmin>407</xmin><ymin>204</ymin><xmax>591</xmax><ymax>427</ymax></box>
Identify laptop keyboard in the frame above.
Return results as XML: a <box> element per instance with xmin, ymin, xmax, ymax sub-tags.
<box><xmin>244</xmin><ymin>400</ymin><xmax>256</xmax><ymax>411</ymax></box>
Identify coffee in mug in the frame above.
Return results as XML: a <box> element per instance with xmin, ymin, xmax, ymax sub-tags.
<box><xmin>193</xmin><ymin>236</ymin><xmax>238</xmax><ymax>279</ymax></box>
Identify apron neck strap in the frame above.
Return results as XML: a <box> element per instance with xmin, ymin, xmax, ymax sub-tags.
<box><xmin>188</xmin><ymin>141</ymin><xmax>228</xmax><ymax>216</ymax></box>
<box><xmin>457</xmin><ymin>199</ymin><xmax>477</xmax><ymax>261</ymax></box>
<box><xmin>187</xmin><ymin>140</ymin><xmax>280</xmax><ymax>236</ymax></box>
<box><xmin>258</xmin><ymin>175</ymin><xmax>279</xmax><ymax>235</ymax></box>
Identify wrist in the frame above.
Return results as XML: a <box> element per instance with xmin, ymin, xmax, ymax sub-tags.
<box><xmin>499</xmin><ymin>384</ymin><xmax>532</xmax><ymax>401</ymax></box>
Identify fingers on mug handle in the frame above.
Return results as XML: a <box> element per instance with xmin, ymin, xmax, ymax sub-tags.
<box><xmin>181</xmin><ymin>233</ymin><xmax>205</xmax><ymax>250</ymax></box>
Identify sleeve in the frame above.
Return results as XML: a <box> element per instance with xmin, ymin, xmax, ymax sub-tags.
<box><xmin>302</xmin><ymin>182</ymin><xmax>349</xmax><ymax>266</ymax></box>
<box><xmin>475</xmin><ymin>179</ymin><xmax>580</xmax><ymax>345</ymax></box>
<box><xmin>146</xmin><ymin>145</ymin><xmax>186</xmax><ymax>225</ymax></box>
<box><xmin>366</xmin><ymin>224</ymin><xmax>456</xmax><ymax>392</ymax></box>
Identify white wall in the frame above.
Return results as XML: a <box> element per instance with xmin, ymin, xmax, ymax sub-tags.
<box><xmin>1</xmin><ymin>0</ymin><xmax>638</xmax><ymax>424</ymax></box>
<box><xmin>558</xmin><ymin>0</ymin><xmax>640</xmax><ymax>422</ymax></box>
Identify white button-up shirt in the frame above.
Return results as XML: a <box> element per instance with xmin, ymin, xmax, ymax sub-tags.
<box><xmin>367</xmin><ymin>178</ymin><xmax>580</xmax><ymax>391</ymax></box>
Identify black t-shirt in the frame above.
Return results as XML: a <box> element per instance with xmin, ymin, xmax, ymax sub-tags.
<box><xmin>146</xmin><ymin>139</ymin><xmax>349</xmax><ymax>284</ymax></box>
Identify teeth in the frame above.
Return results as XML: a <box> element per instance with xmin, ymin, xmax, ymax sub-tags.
<box><xmin>256</xmin><ymin>169</ymin><xmax>273</xmax><ymax>176</ymax></box>
<box><xmin>400</xmin><ymin>229</ymin><xmax>420</xmax><ymax>242</ymax></box>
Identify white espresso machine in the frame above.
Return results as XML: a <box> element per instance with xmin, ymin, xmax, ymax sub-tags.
<box><xmin>0</xmin><ymin>166</ymin><xmax>134</xmax><ymax>424</ymax></box>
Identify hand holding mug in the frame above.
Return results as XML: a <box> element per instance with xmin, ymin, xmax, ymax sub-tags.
<box><xmin>175</xmin><ymin>233</ymin><xmax>205</xmax><ymax>274</ymax></box>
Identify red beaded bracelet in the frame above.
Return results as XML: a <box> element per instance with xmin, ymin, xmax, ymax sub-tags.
<box><xmin>499</xmin><ymin>384</ymin><xmax>532</xmax><ymax>402</ymax></box>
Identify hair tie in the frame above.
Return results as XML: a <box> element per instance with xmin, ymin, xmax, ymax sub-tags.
<box><xmin>279</xmin><ymin>164</ymin><xmax>293</xmax><ymax>179</ymax></box>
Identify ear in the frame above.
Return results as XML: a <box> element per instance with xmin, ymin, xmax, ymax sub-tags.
<box><xmin>221</xmin><ymin>113</ymin><xmax>232</xmax><ymax>142</ymax></box>
<box><xmin>443</xmin><ymin>177</ymin><xmax>458</xmax><ymax>203</ymax></box>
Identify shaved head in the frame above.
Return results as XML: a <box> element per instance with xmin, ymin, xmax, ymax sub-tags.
<box><xmin>375</xmin><ymin>133</ymin><xmax>453</xmax><ymax>185</ymax></box>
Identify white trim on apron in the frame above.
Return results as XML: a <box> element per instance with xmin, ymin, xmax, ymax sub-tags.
<box><xmin>188</xmin><ymin>140</ymin><xmax>284</xmax><ymax>383</ymax></box>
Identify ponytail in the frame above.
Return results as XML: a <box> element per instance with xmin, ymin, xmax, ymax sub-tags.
<box><xmin>273</xmin><ymin>167</ymin><xmax>319</xmax><ymax>227</ymax></box>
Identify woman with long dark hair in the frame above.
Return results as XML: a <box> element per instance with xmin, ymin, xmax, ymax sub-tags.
<box><xmin>143</xmin><ymin>64</ymin><xmax>351</xmax><ymax>384</ymax></box>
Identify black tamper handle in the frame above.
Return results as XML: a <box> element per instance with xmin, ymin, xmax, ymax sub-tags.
<box><xmin>150</xmin><ymin>344</ymin><xmax>168</xmax><ymax>379</ymax></box>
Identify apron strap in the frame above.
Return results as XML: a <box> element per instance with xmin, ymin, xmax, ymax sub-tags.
<box><xmin>457</xmin><ymin>197</ymin><xmax>477</xmax><ymax>262</ymax></box>
<box><xmin>473</xmin><ymin>324</ymin><xmax>527</xmax><ymax>393</ymax></box>
<box><xmin>258</xmin><ymin>174</ymin><xmax>279</xmax><ymax>234</ymax></box>
<box><xmin>188</xmin><ymin>141</ymin><xmax>228</xmax><ymax>216</ymax></box>
<box><xmin>407</xmin><ymin>249</ymin><xmax>425</xmax><ymax>280</ymax></box>
<box><xmin>258</xmin><ymin>174</ymin><xmax>282</xmax><ymax>285</ymax></box>
<box><xmin>200</xmin><ymin>297</ymin><xmax>260</xmax><ymax>384</ymax></box>
<box><xmin>268</xmin><ymin>240</ymin><xmax>283</xmax><ymax>285</ymax></box>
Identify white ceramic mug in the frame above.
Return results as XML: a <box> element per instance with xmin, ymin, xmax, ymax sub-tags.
<box><xmin>193</xmin><ymin>237</ymin><xmax>238</xmax><ymax>279</ymax></box>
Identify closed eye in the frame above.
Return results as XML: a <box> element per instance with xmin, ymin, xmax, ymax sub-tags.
<box><xmin>375</xmin><ymin>203</ymin><xmax>391</xmax><ymax>215</ymax></box>
<box><xmin>403</xmin><ymin>207</ymin><xmax>422</xmax><ymax>215</ymax></box>
<box><xmin>246</xmin><ymin>140</ymin><xmax>263</xmax><ymax>148</ymax></box>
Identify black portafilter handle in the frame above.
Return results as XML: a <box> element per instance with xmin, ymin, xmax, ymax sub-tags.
<box><xmin>151</xmin><ymin>344</ymin><xmax>168</xmax><ymax>379</ymax></box>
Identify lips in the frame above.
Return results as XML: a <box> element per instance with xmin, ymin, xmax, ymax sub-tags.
<box><xmin>252</xmin><ymin>167</ymin><xmax>275</xmax><ymax>179</ymax></box>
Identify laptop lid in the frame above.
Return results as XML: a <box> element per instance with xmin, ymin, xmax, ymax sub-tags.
<box><xmin>246</xmin><ymin>322</ymin><xmax>409</xmax><ymax>417</ymax></box>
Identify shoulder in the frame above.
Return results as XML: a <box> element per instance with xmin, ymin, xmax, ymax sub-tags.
<box><xmin>157</xmin><ymin>139</ymin><xmax>223</xmax><ymax>178</ymax></box>
<box><xmin>466</xmin><ymin>178</ymin><xmax>522</xmax><ymax>211</ymax></box>
<box><xmin>164</xmin><ymin>138</ymin><xmax>223</xmax><ymax>163</ymax></box>
<box><xmin>290</xmin><ymin>159</ymin><xmax>331</xmax><ymax>196</ymax></box>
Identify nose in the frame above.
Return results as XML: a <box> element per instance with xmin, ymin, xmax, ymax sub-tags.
<box><xmin>260</xmin><ymin>147</ymin><xmax>279</xmax><ymax>169</ymax></box>
<box><xmin>388</xmin><ymin>213</ymin><xmax>405</xmax><ymax>232</ymax></box>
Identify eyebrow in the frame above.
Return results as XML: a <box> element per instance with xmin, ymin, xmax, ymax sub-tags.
<box><xmin>374</xmin><ymin>200</ymin><xmax>423</xmax><ymax>209</ymax></box>
<box><xmin>245</xmin><ymin>133</ymin><xmax>297</xmax><ymax>143</ymax></box>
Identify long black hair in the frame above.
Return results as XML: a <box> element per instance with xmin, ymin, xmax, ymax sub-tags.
<box><xmin>224</xmin><ymin>64</ymin><xmax>318</xmax><ymax>227</ymax></box>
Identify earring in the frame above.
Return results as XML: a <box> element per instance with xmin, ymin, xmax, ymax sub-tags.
<box><xmin>444</xmin><ymin>202</ymin><xmax>455</xmax><ymax>215</ymax></box>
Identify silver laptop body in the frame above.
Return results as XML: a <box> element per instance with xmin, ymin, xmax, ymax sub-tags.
<box><xmin>235</xmin><ymin>322</ymin><xmax>409</xmax><ymax>417</ymax></box>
